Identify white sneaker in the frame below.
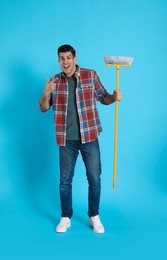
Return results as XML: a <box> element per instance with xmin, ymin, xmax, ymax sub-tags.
<box><xmin>89</xmin><ymin>215</ymin><xmax>105</xmax><ymax>233</ymax></box>
<box><xmin>56</xmin><ymin>217</ymin><xmax>71</xmax><ymax>233</ymax></box>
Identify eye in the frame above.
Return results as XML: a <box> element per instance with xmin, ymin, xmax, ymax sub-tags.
<box><xmin>59</xmin><ymin>57</ymin><xmax>65</xmax><ymax>62</ymax></box>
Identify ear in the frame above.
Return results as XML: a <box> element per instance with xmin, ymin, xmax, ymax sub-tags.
<box><xmin>74</xmin><ymin>56</ymin><xmax>77</xmax><ymax>63</ymax></box>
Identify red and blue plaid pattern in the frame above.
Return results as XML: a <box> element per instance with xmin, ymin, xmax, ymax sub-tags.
<box><xmin>40</xmin><ymin>66</ymin><xmax>107</xmax><ymax>146</ymax></box>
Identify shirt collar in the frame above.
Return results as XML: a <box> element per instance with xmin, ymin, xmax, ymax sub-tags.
<box><xmin>74</xmin><ymin>65</ymin><xmax>80</xmax><ymax>77</ymax></box>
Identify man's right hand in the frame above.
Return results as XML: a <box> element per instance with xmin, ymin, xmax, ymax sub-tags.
<box><xmin>43</xmin><ymin>77</ymin><xmax>57</xmax><ymax>97</ymax></box>
<box><xmin>39</xmin><ymin>77</ymin><xmax>58</xmax><ymax>110</ymax></box>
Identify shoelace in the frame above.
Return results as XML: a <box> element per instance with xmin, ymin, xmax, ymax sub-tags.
<box><xmin>92</xmin><ymin>216</ymin><xmax>102</xmax><ymax>225</ymax></box>
<box><xmin>60</xmin><ymin>217</ymin><xmax>69</xmax><ymax>224</ymax></box>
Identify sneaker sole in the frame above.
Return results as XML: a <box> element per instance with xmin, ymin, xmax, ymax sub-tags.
<box><xmin>89</xmin><ymin>220</ymin><xmax>105</xmax><ymax>234</ymax></box>
<box><xmin>56</xmin><ymin>222</ymin><xmax>71</xmax><ymax>233</ymax></box>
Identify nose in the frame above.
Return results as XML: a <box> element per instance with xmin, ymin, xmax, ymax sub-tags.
<box><xmin>63</xmin><ymin>58</ymin><xmax>68</xmax><ymax>64</ymax></box>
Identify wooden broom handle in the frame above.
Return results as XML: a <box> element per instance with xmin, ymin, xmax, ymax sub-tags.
<box><xmin>113</xmin><ymin>66</ymin><xmax>120</xmax><ymax>189</ymax></box>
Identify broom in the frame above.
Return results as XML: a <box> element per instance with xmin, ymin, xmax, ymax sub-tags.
<box><xmin>103</xmin><ymin>56</ymin><xmax>134</xmax><ymax>190</ymax></box>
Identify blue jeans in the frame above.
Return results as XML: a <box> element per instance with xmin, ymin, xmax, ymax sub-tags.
<box><xmin>59</xmin><ymin>139</ymin><xmax>102</xmax><ymax>218</ymax></box>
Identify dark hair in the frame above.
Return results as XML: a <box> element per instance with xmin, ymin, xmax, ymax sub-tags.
<box><xmin>57</xmin><ymin>44</ymin><xmax>76</xmax><ymax>57</ymax></box>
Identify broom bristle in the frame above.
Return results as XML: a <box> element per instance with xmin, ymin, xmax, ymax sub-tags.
<box><xmin>103</xmin><ymin>56</ymin><xmax>134</xmax><ymax>66</ymax></box>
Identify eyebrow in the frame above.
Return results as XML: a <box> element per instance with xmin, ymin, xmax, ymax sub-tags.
<box><xmin>59</xmin><ymin>55</ymin><xmax>72</xmax><ymax>59</ymax></box>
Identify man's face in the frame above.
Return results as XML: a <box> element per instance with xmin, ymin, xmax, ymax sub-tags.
<box><xmin>58</xmin><ymin>51</ymin><xmax>77</xmax><ymax>77</ymax></box>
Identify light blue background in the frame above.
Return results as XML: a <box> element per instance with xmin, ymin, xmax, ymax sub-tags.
<box><xmin>1</xmin><ymin>0</ymin><xmax>167</xmax><ymax>259</ymax></box>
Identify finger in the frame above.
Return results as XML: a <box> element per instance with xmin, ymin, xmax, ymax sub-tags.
<box><xmin>52</xmin><ymin>76</ymin><xmax>58</xmax><ymax>83</ymax></box>
<box><xmin>51</xmin><ymin>81</ymin><xmax>56</xmax><ymax>91</ymax></box>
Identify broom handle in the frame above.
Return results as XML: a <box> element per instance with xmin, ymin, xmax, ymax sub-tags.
<box><xmin>113</xmin><ymin>66</ymin><xmax>120</xmax><ymax>189</ymax></box>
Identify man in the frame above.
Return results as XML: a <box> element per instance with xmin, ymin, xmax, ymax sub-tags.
<box><xmin>39</xmin><ymin>44</ymin><xmax>122</xmax><ymax>234</ymax></box>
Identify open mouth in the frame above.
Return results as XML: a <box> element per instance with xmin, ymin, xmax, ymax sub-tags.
<box><xmin>63</xmin><ymin>65</ymin><xmax>70</xmax><ymax>70</ymax></box>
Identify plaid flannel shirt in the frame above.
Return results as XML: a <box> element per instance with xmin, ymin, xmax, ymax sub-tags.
<box><xmin>39</xmin><ymin>66</ymin><xmax>108</xmax><ymax>146</ymax></box>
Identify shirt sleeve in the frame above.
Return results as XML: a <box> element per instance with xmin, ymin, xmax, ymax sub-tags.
<box><xmin>38</xmin><ymin>94</ymin><xmax>52</xmax><ymax>112</ymax></box>
<box><xmin>93</xmin><ymin>71</ymin><xmax>108</xmax><ymax>104</ymax></box>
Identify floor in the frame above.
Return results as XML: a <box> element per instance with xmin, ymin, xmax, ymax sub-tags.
<box><xmin>1</xmin><ymin>188</ymin><xmax>167</xmax><ymax>260</ymax></box>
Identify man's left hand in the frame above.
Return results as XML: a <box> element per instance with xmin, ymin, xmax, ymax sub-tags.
<box><xmin>114</xmin><ymin>90</ymin><xmax>122</xmax><ymax>101</ymax></box>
